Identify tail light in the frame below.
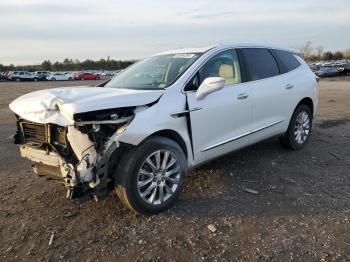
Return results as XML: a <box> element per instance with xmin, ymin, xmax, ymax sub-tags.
<box><xmin>315</xmin><ymin>75</ymin><xmax>320</xmax><ymax>84</ymax></box>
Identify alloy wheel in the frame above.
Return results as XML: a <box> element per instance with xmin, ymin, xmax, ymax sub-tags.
<box><xmin>294</xmin><ymin>111</ymin><xmax>310</xmax><ymax>144</ymax></box>
<box><xmin>137</xmin><ymin>150</ymin><xmax>181</xmax><ymax>205</ymax></box>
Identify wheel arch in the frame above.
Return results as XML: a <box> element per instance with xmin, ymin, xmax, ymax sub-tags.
<box><xmin>147</xmin><ymin>129</ymin><xmax>188</xmax><ymax>159</ymax></box>
<box><xmin>296</xmin><ymin>97</ymin><xmax>314</xmax><ymax>116</ymax></box>
<box><xmin>108</xmin><ymin>129</ymin><xmax>190</xmax><ymax>181</ymax></box>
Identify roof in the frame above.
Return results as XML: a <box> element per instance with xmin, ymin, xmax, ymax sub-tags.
<box><xmin>153</xmin><ymin>43</ymin><xmax>300</xmax><ymax>56</ymax></box>
<box><xmin>153</xmin><ymin>45</ymin><xmax>217</xmax><ymax>56</ymax></box>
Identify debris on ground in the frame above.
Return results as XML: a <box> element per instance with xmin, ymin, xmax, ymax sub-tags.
<box><xmin>242</xmin><ymin>187</ymin><xmax>260</xmax><ymax>195</ymax></box>
<box><xmin>48</xmin><ymin>233</ymin><xmax>54</xmax><ymax>246</ymax></box>
<box><xmin>280</xmin><ymin>177</ymin><xmax>296</xmax><ymax>185</ymax></box>
<box><xmin>62</xmin><ymin>210</ymin><xmax>80</xmax><ymax>218</ymax></box>
<box><xmin>207</xmin><ymin>224</ymin><xmax>217</xmax><ymax>233</ymax></box>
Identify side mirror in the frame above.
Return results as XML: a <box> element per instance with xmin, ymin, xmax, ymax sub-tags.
<box><xmin>195</xmin><ymin>77</ymin><xmax>225</xmax><ymax>100</ymax></box>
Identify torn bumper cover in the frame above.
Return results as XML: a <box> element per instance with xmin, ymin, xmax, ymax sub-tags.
<box><xmin>16</xmin><ymin>118</ymin><xmax>130</xmax><ymax>200</ymax></box>
<box><xmin>9</xmin><ymin>86</ymin><xmax>163</xmax><ymax>200</ymax></box>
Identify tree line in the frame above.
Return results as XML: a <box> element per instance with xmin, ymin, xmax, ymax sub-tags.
<box><xmin>298</xmin><ymin>41</ymin><xmax>350</xmax><ymax>61</ymax></box>
<box><xmin>1</xmin><ymin>43</ymin><xmax>349</xmax><ymax>72</ymax></box>
<box><xmin>0</xmin><ymin>57</ymin><xmax>135</xmax><ymax>72</ymax></box>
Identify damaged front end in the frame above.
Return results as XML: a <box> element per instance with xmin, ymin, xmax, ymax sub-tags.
<box><xmin>14</xmin><ymin>107</ymin><xmax>135</xmax><ymax>201</ymax></box>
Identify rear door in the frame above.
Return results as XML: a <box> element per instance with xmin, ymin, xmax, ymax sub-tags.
<box><xmin>185</xmin><ymin>49</ymin><xmax>252</xmax><ymax>164</ymax></box>
<box><xmin>239</xmin><ymin>48</ymin><xmax>297</xmax><ymax>141</ymax></box>
<box><xmin>272</xmin><ymin>49</ymin><xmax>313</xmax><ymax>113</ymax></box>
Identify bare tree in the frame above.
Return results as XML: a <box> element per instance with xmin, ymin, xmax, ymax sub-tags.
<box><xmin>315</xmin><ymin>46</ymin><xmax>324</xmax><ymax>59</ymax></box>
<box><xmin>299</xmin><ymin>41</ymin><xmax>313</xmax><ymax>58</ymax></box>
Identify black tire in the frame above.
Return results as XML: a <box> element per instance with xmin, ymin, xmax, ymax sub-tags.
<box><xmin>33</xmin><ymin>78</ymin><xmax>38</xmax><ymax>82</ymax></box>
<box><xmin>68</xmin><ymin>77</ymin><xmax>73</xmax><ymax>81</ymax></box>
<box><xmin>15</xmin><ymin>78</ymin><xmax>20</xmax><ymax>82</ymax></box>
<box><xmin>52</xmin><ymin>78</ymin><xmax>56</xmax><ymax>81</ymax></box>
<box><xmin>279</xmin><ymin>104</ymin><xmax>313</xmax><ymax>150</ymax></box>
<box><xmin>80</xmin><ymin>77</ymin><xmax>84</xmax><ymax>80</ymax></box>
<box><xmin>114</xmin><ymin>136</ymin><xmax>188</xmax><ymax>215</ymax></box>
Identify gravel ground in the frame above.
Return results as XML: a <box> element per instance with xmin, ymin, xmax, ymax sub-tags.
<box><xmin>0</xmin><ymin>78</ymin><xmax>349</xmax><ymax>261</ymax></box>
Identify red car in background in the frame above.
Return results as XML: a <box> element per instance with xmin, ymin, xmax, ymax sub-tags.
<box><xmin>74</xmin><ymin>72</ymin><xmax>100</xmax><ymax>80</ymax></box>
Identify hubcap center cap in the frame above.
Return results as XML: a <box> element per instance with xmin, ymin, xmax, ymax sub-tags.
<box><xmin>156</xmin><ymin>173</ymin><xmax>163</xmax><ymax>181</ymax></box>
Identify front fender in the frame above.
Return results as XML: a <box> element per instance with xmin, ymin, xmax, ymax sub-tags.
<box><xmin>116</xmin><ymin>89</ymin><xmax>194</xmax><ymax>166</ymax></box>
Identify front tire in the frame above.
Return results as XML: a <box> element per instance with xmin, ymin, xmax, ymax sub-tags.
<box><xmin>114</xmin><ymin>136</ymin><xmax>188</xmax><ymax>215</ymax></box>
<box><xmin>279</xmin><ymin>104</ymin><xmax>312</xmax><ymax>150</ymax></box>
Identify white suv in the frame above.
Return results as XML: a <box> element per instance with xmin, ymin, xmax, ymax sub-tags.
<box><xmin>10</xmin><ymin>71</ymin><xmax>35</xmax><ymax>82</ymax></box>
<box><xmin>9</xmin><ymin>43</ymin><xmax>319</xmax><ymax>214</ymax></box>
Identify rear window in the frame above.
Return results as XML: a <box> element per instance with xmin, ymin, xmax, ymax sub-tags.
<box><xmin>273</xmin><ymin>49</ymin><xmax>301</xmax><ymax>73</ymax></box>
<box><xmin>241</xmin><ymin>48</ymin><xmax>279</xmax><ymax>81</ymax></box>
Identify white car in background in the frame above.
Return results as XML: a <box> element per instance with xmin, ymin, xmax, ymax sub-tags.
<box><xmin>46</xmin><ymin>72</ymin><xmax>74</xmax><ymax>81</ymax></box>
<box><xmin>9</xmin><ymin>43</ymin><xmax>319</xmax><ymax>215</ymax></box>
<box><xmin>10</xmin><ymin>71</ymin><xmax>36</xmax><ymax>81</ymax></box>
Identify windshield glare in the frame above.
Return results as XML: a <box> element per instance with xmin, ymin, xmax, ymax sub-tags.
<box><xmin>105</xmin><ymin>53</ymin><xmax>202</xmax><ymax>90</ymax></box>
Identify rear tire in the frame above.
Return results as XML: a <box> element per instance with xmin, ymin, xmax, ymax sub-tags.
<box><xmin>52</xmin><ymin>78</ymin><xmax>56</xmax><ymax>81</ymax></box>
<box><xmin>114</xmin><ymin>136</ymin><xmax>187</xmax><ymax>215</ymax></box>
<box><xmin>279</xmin><ymin>104</ymin><xmax>312</xmax><ymax>150</ymax></box>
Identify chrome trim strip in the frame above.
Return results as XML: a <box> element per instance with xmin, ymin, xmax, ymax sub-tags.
<box><xmin>190</xmin><ymin>107</ymin><xmax>203</xmax><ymax>112</ymax></box>
<box><xmin>251</xmin><ymin>120</ymin><xmax>284</xmax><ymax>133</ymax></box>
<box><xmin>74</xmin><ymin>116</ymin><xmax>133</xmax><ymax>126</ymax></box>
<box><xmin>170</xmin><ymin>107</ymin><xmax>202</xmax><ymax>118</ymax></box>
<box><xmin>201</xmin><ymin>120</ymin><xmax>284</xmax><ymax>152</ymax></box>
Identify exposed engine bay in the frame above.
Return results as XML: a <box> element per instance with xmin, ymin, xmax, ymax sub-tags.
<box><xmin>14</xmin><ymin>107</ymin><xmax>136</xmax><ymax>200</ymax></box>
<box><xmin>9</xmin><ymin>85</ymin><xmax>165</xmax><ymax>201</ymax></box>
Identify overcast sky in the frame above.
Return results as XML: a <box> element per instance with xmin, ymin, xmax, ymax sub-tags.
<box><xmin>1</xmin><ymin>0</ymin><xmax>349</xmax><ymax>65</ymax></box>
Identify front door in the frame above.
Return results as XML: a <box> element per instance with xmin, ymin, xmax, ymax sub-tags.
<box><xmin>185</xmin><ymin>49</ymin><xmax>252</xmax><ymax>164</ymax></box>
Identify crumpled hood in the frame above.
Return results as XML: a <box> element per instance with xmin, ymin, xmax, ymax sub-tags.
<box><xmin>9</xmin><ymin>86</ymin><xmax>163</xmax><ymax>126</ymax></box>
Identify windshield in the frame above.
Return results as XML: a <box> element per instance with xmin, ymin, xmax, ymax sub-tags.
<box><xmin>105</xmin><ymin>53</ymin><xmax>202</xmax><ymax>89</ymax></box>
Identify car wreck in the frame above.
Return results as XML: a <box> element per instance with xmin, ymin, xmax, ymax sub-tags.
<box><xmin>9</xmin><ymin>43</ymin><xmax>318</xmax><ymax>214</ymax></box>
<box><xmin>10</xmin><ymin>86</ymin><xmax>164</xmax><ymax>199</ymax></box>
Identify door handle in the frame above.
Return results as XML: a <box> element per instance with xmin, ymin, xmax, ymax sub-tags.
<box><xmin>285</xmin><ymin>84</ymin><xmax>294</xmax><ymax>89</ymax></box>
<box><xmin>237</xmin><ymin>93</ymin><xmax>249</xmax><ymax>100</ymax></box>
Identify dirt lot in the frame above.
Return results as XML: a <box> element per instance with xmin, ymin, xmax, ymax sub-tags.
<box><xmin>0</xmin><ymin>78</ymin><xmax>349</xmax><ymax>261</ymax></box>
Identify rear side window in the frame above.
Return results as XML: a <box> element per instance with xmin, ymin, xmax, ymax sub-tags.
<box><xmin>241</xmin><ymin>48</ymin><xmax>279</xmax><ymax>81</ymax></box>
<box><xmin>273</xmin><ymin>49</ymin><xmax>301</xmax><ymax>73</ymax></box>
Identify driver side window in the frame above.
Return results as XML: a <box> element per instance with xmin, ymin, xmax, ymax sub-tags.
<box><xmin>185</xmin><ymin>50</ymin><xmax>241</xmax><ymax>91</ymax></box>
<box><xmin>200</xmin><ymin>50</ymin><xmax>241</xmax><ymax>86</ymax></box>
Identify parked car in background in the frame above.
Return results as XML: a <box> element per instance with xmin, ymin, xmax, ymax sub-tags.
<box><xmin>46</xmin><ymin>72</ymin><xmax>74</xmax><ymax>81</ymax></box>
<box><xmin>342</xmin><ymin>63</ymin><xmax>350</xmax><ymax>75</ymax></box>
<box><xmin>74</xmin><ymin>72</ymin><xmax>100</xmax><ymax>80</ymax></box>
<box><xmin>10</xmin><ymin>71</ymin><xmax>35</xmax><ymax>81</ymax></box>
<box><xmin>9</xmin><ymin>43</ymin><xmax>319</xmax><ymax>214</ymax></box>
<box><xmin>0</xmin><ymin>71</ymin><xmax>8</xmax><ymax>80</ymax></box>
<box><xmin>314</xmin><ymin>67</ymin><xmax>339</xmax><ymax>77</ymax></box>
<box><xmin>33</xmin><ymin>71</ymin><xmax>50</xmax><ymax>81</ymax></box>
<box><xmin>6</xmin><ymin>71</ymin><xmax>16</xmax><ymax>80</ymax></box>
<box><xmin>3</xmin><ymin>71</ymin><xmax>12</xmax><ymax>80</ymax></box>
